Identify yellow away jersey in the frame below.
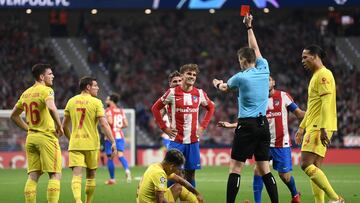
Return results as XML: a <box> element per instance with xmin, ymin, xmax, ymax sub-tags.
<box><xmin>15</xmin><ymin>84</ymin><xmax>56</xmax><ymax>137</ymax></box>
<box><xmin>65</xmin><ymin>93</ymin><xmax>105</xmax><ymax>150</ymax></box>
<box><xmin>137</xmin><ymin>163</ymin><xmax>168</xmax><ymax>203</ymax></box>
<box><xmin>301</xmin><ymin>66</ymin><xmax>337</xmax><ymax>131</ymax></box>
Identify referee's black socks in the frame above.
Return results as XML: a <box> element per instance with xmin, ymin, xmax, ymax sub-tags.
<box><xmin>226</xmin><ymin>173</ymin><xmax>240</xmax><ymax>203</ymax></box>
<box><xmin>262</xmin><ymin>172</ymin><xmax>279</xmax><ymax>203</ymax></box>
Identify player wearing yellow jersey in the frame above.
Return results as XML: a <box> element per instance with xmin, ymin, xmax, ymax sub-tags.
<box><xmin>10</xmin><ymin>64</ymin><xmax>63</xmax><ymax>203</ymax></box>
<box><xmin>62</xmin><ymin>76</ymin><xmax>117</xmax><ymax>203</ymax></box>
<box><xmin>137</xmin><ymin>149</ymin><xmax>204</xmax><ymax>203</ymax></box>
<box><xmin>295</xmin><ymin>45</ymin><xmax>344</xmax><ymax>203</ymax></box>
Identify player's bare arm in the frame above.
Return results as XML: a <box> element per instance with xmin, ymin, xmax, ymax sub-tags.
<box><xmin>45</xmin><ymin>98</ymin><xmax>64</xmax><ymax>137</ymax></box>
<box><xmin>99</xmin><ymin>116</ymin><xmax>117</xmax><ymax>158</ymax></box>
<box><xmin>62</xmin><ymin>115</ymin><xmax>71</xmax><ymax>139</ymax></box>
<box><xmin>217</xmin><ymin>121</ymin><xmax>237</xmax><ymax>128</ymax></box>
<box><xmin>10</xmin><ymin>106</ymin><xmax>28</xmax><ymax>131</ymax></box>
<box><xmin>169</xmin><ymin>173</ymin><xmax>204</xmax><ymax>203</ymax></box>
<box><xmin>122</xmin><ymin>116</ymin><xmax>129</xmax><ymax>129</ymax></box>
<box><xmin>244</xmin><ymin>14</ymin><xmax>262</xmax><ymax>58</ymax></box>
<box><xmin>106</xmin><ymin>112</ymin><xmax>113</xmax><ymax>126</ymax></box>
<box><xmin>293</xmin><ymin>108</ymin><xmax>305</xmax><ymax>120</ymax></box>
<box><xmin>155</xmin><ymin>191</ymin><xmax>169</xmax><ymax>203</ymax></box>
<box><xmin>295</xmin><ymin>128</ymin><xmax>304</xmax><ymax>145</ymax></box>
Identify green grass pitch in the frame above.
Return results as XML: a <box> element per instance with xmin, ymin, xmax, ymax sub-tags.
<box><xmin>0</xmin><ymin>165</ymin><xmax>359</xmax><ymax>202</ymax></box>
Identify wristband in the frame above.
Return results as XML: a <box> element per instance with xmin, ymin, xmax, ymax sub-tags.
<box><xmin>247</xmin><ymin>26</ymin><xmax>252</xmax><ymax>30</ymax></box>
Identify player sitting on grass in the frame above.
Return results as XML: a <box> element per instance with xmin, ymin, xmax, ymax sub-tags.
<box><xmin>136</xmin><ymin>149</ymin><xmax>204</xmax><ymax>203</ymax></box>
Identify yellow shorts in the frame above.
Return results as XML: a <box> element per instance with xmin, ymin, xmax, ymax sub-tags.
<box><xmin>164</xmin><ymin>188</ymin><xmax>175</xmax><ymax>203</ymax></box>
<box><xmin>301</xmin><ymin>130</ymin><xmax>333</xmax><ymax>157</ymax></box>
<box><xmin>25</xmin><ymin>133</ymin><xmax>62</xmax><ymax>174</ymax></box>
<box><xmin>69</xmin><ymin>150</ymin><xmax>99</xmax><ymax>169</ymax></box>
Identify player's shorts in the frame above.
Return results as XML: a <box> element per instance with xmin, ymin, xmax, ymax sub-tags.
<box><xmin>231</xmin><ymin>116</ymin><xmax>270</xmax><ymax>162</ymax></box>
<box><xmin>105</xmin><ymin>139</ymin><xmax>124</xmax><ymax>155</ymax></box>
<box><xmin>162</xmin><ymin>138</ymin><xmax>170</xmax><ymax>149</ymax></box>
<box><xmin>301</xmin><ymin>129</ymin><xmax>334</xmax><ymax>157</ymax></box>
<box><xmin>164</xmin><ymin>188</ymin><xmax>175</xmax><ymax>203</ymax></box>
<box><xmin>25</xmin><ymin>133</ymin><xmax>62</xmax><ymax>174</ymax></box>
<box><xmin>69</xmin><ymin>150</ymin><xmax>99</xmax><ymax>169</ymax></box>
<box><xmin>168</xmin><ymin>141</ymin><xmax>200</xmax><ymax>170</ymax></box>
<box><xmin>269</xmin><ymin>147</ymin><xmax>292</xmax><ymax>173</ymax></box>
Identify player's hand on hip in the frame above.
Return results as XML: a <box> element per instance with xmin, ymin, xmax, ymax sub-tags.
<box><xmin>243</xmin><ymin>13</ymin><xmax>253</xmax><ymax>27</ymax></box>
<box><xmin>163</xmin><ymin>127</ymin><xmax>177</xmax><ymax>139</ymax></box>
<box><xmin>320</xmin><ymin>128</ymin><xmax>330</xmax><ymax>147</ymax></box>
<box><xmin>295</xmin><ymin>128</ymin><xmax>304</xmax><ymax>145</ymax></box>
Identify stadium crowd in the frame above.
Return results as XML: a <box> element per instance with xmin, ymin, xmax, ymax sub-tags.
<box><xmin>0</xmin><ymin>10</ymin><xmax>359</xmax><ymax>150</ymax></box>
<box><xmin>82</xmin><ymin>11</ymin><xmax>360</xmax><ymax>147</ymax></box>
<box><xmin>0</xmin><ymin>19</ymin><xmax>79</xmax><ymax>151</ymax></box>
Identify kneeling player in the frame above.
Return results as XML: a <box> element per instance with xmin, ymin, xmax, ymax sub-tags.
<box><xmin>136</xmin><ymin>149</ymin><xmax>204</xmax><ymax>203</ymax></box>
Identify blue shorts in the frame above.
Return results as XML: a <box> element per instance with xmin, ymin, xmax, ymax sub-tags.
<box><xmin>168</xmin><ymin>141</ymin><xmax>201</xmax><ymax>170</ymax></box>
<box><xmin>269</xmin><ymin>147</ymin><xmax>292</xmax><ymax>173</ymax></box>
<box><xmin>162</xmin><ymin>138</ymin><xmax>170</xmax><ymax>149</ymax></box>
<box><xmin>105</xmin><ymin>139</ymin><xmax>125</xmax><ymax>155</ymax></box>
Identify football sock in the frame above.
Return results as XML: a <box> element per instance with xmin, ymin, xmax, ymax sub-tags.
<box><xmin>119</xmin><ymin>156</ymin><xmax>129</xmax><ymax>170</ymax></box>
<box><xmin>85</xmin><ymin>179</ymin><xmax>96</xmax><ymax>203</ymax></box>
<box><xmin>24</xmin><ymin>178</ymin><xmax>37</xmax><ymax>203</ymax></box>
<box><xmin>253</xmin><ymin>175</ymin><xmax>263</xmax><ymax>203</ymax></box>
<box><xmin>262</xmin><ymin>172</ymin><xmax>278</xmax><ymax>203</ymax></box>
<box><xmin>304</xmin><ymin>164</ymin><xmax>339</xmax><ymax>200</ymax></box>
<box><xmin>285</xmin><ymin>176</ymin><xmax>298</xmax><ymax>197</ymax></box>
<box><xmin>47</xmin><ymin>179</ymin><xmax>60</xmax><ymax>203</ymax></box>
<box><xmin>226</xmin><ymin>173</ymin><xmax>241</xmax><ymax>203</ymax></box>
<box><xmin>179</xmin><ymin>186</ymin><xmax>198</xmax><ymax>203</ymax></box>
<box><xmin>311</xmin><ymin>180</ymin><xmax>325</xmax><ymax>203</ymax></box>
<box><xmin>107</xmin><ymin>159</ymin><xmax>115</xmax><ymax>179</ymax></box>
<box><xmin>71</xmin><ymin>176</ymin><xmax>82</xmax><ymax>203</ymax></box>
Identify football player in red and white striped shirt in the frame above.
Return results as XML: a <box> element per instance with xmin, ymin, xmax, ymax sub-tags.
<box><xmin>218</xmin><ymin>76</ymin><xmax>305</xmax><ymax>203</ymax></box>
<box><xmin>161</xmin><ymin>71</ymin><xmax>183</xmax><ymax>149</ymax></box>
<box><xmin>104</xmin><ymin>93</ymin><xmax>131</xmax><ymax>185</ymax></box>
<box><xmin>152</xmin><ymin>64</ymin><xmax>215</xmax><ymax>187</ymax></box>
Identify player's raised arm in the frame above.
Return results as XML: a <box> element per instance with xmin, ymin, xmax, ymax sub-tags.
<box><xmin>10</xmin><ymin>106</ymin><xmax>28</xmax><ymax>131</ymax></box>
<box><xmin>244</xmin><ymin>14</ymin><xmax>262</xmax><ymax>58</ymax></box>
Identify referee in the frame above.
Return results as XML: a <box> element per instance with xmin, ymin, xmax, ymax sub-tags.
<box><xmin>213</xmin><ymin>14</ymin><xmax>278</xmax><ymax>203</ymax></box>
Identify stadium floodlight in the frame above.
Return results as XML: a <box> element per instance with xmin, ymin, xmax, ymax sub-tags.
<box><xmin>263</xmin><ymin>8</ymin><xmax>270</xmax><ymax>13</ymax></box>
<box><xmin>26</xmin><ymin>9</ymin><xmax>32</xmax><ymax>14</ymax></box>
<box><xmin>91</xmin><ymin>9</ymin><xmax>98</xmax><ymax>15</ymax></box>
<box><xmin>145</xmin><ymin>9</ymin><xmax>152</xmax><ymax>14</ymax></box>
<box><xmin>209</xmin><ymin>9</ymin><xmax>216</xmax><ymax>14</ymax></box>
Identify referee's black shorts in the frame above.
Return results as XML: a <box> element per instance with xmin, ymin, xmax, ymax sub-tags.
<box><xmin>231</xmin><ymin>116</ymin><xmax>270</xmax><ymax>162</ymax></box>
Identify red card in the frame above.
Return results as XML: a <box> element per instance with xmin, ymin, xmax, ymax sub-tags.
<box><xmin>240</xmin><ymin>5</ymin><xmax>250</xmax><ymax>16</ymax></box>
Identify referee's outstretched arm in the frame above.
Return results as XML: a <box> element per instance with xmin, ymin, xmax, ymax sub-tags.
<box><xmin>244</xmin><ymin>14</ymin><xmax>262</xmax><ymax>58</ymax></box>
